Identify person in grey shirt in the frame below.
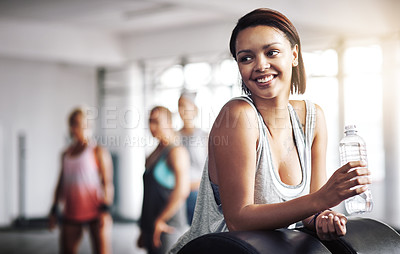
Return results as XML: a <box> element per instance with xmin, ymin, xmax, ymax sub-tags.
<box><xmin>178</xmin><ymin>90</ymin><xmax>208</xmax><ymax>225</ymax></box>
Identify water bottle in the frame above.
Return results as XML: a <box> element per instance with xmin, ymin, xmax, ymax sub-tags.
<box><xmin>339</xmin><ymin>125</ymin><xmax>373</xmax><ymax>215</ymax></box>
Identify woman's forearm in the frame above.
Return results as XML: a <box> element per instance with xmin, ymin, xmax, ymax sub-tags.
<box><xmin>157</xmin><ymin>184</ymin><xmax>189</xmax><ymax>223</ymax></box>
<box><xmin>158</xmin><ymin>146</ymin><xmax>190</xmax><ymax>223</ymax></box>
<box><xmin>224</xmin><ymin>191</ymin><xmax>325</xmax><ymax>231</ymax></box>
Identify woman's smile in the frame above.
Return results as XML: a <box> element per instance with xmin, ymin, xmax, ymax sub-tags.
<box><xmin>253</xmin><ymin>74</ymin><xmax>277</xmax><ymax>87</ymax></box>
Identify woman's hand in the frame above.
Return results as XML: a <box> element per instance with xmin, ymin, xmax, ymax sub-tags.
<box><xmin>152</xmin><ymin>218</ymin><xmax>175</xmax><ymax>248</ymax></box>
<box><xmin>315</xmin><ymin>210</ymin><xmax>347</xmax><ymax>241</ymax></box>
<box><xmin>98</xmin><ymin>210</ymin><xmax>112</xmax><ymax>228</ymax></box>
<box><xmin>137</xmin><ymin>232</ymin><xmax>145</xmax><ymax>248</ymax></box>
<box><xmin>48</xmin><ymin>214</ymin><xmax>57</xmax><ymax>231</ymax></box>
<box><xmin>317</xmin><ymin>160</ymin><xmax>371</xmax><ymax>209</ymax></box>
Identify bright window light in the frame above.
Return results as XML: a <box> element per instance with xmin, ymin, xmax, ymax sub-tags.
<box><xmin>303</xmin><ymin>49</ymin><xmax>338</xmax><ymax>77</ymax></box>
<box><xmin>196</xmin><ymin>86</ymin><xmax>235</xmax><ymax>131</ymax></box>
<box><xmin>344</xmin><ymin>45</ymin><xmax>382</xmax><ymax>75</ymax></box>
<box><xmin>184</xmin><ymin>62</ymin><xmax>212</xmax><ymax>88</ymax></box>
<box><xmin>343</xmin><ymin>45</ymin><xmax>384</xmax><ymax>181</ymax></box>
<box><xmin>293</xmin><ymin>49</ymin><xmax>340</xmax><ymax>176</ymax></box>
<box><xmin>160</xmin><ymin>65</ymin><xmax>184</xmax><ymax>88</ymax></box>
<box><xmin>306</xmin><ymin>77</ymin><xmax>339</xmax><ymax>175</ymax></box>
<box><xmin>214</xmin><ymin>59</ymin><xmax>239</xmax><ymax>86</ymax></box>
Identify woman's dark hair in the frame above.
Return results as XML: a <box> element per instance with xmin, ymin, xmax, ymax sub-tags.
<box><xmin>150</xmin><ymin>106</ymin><xmax>173</xmax><ymax>125</ymax></box>
<box><xmin>68</xmin><ymin>108</ymin><xmax>85</xmax><ymax>127</ymax></box>
<box><xmin>229</xmin><ymin>8</ymin><xmax>306</xmax><ymax>95</ymax></box>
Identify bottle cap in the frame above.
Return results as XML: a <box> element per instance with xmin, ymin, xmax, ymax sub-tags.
<box><xmin>345</xmin><ymin>125</ymin><xmax>357</xmax><ymax>131</ymax></box>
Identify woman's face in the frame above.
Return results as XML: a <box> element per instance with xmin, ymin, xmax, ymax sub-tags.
<box><xmin>69</xmin><ymin>113</ymin><xmax>86</xmax><ymax>142</ymax></box>
<box><xmin>178</xmin><ymin>97</ymin><xmax>197</xmax><ymax>124</ymax></box>
<box><xmin>235</xmin><ymin>25</ymin><xmax>298</xmax><ymax>100</ymax></box>
<box><xmin>149</xmin><ymin>110</ymin><xmax>171</xmax><ymax>140</ymax></box>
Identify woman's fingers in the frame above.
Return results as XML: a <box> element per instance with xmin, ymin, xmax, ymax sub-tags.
<box><xmin>327</xmin><ymin>214</ymin><xmax>335</xmax><ymax>233</ymax></box>
<box><xmin>48</xmin><ymin>215</ymin><xmax>57</xmax><ymax>231</ymax></box>
<box><xmin>316</xmin><ymin>211</ymin><xmax>348</xmax><ymax>241</ymax></box>
<box><xmin>153</xmin><ymin>229</ymin><xmax>161</xmax><ymax>248</ymax></box>
<box><xmin>318</xmin><ymin>160</ymin><xmax>371</xmax><ymax>211</ymax></box>
<box><xmin>316</xmin><ymin>214</ymin><xmax>329</xmax><ymax>240</ymax></box>
<box><xmin>348</xmin><ymin>167</ymin><xmax>371</xmax><ymax>179</ymax></box>
<box><xmin>337</xmin><ymin>161</ymin><xmax>371</xmax><ymax>197</ymax></box>
<box><xmin>333</xmin><ymin>216</ymin><xmax>347</xmax><ymax>237</ymax></box>
<box><xmin>338</xmin><ymin>161</ymin><xmax>367</xmax><ymax>174</ymax></box>
<box><xmin>152</xmin><ymin>220</ymin><xmax>175</xmax><ymax>248</ymax></box>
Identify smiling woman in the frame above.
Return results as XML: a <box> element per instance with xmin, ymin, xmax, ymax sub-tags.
<box><xmin>169</xmin><ymin>8</ymin><xmax>372</xmax><ymax>254</ymax></box>
<box><xmin>234</xmin><ymin>26</ymin><xmax>298</xmax><ymax>100</ymax></box>
<box><xmin>229</xmin><ymin>9</ymin><xmax>306</xmax><ymax>96</ymax></box>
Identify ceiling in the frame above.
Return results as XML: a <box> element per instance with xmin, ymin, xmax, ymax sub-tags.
<box><xmin>0</xmin><ymin>0</ymin><xmax>399</xmax><ymax>66</ymax></box>
<box><xmin>0</xmin><ymin>0</ymin><xmax>399</xmax><ymax>37</ymax></box>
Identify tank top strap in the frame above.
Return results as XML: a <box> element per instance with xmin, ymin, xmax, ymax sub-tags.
<box><xmin>287</xmin><ymin>100</ymin><xmax>316</xmax><ymax>147</ymax></box>
<box><xmin>151</xmin><ymin>145</ymin><xmax>175</xmax><ymax>170</ymax></box>
<box><xmin>304</xmin><ymin>100</ymin><xmax>316</xmax><ymax>147</ymax></box>
<box><xmin>228</xmin><ymin>96</ymin><xmax>265</xmax><ymax>167</ymax></box>
<box><xmin>160</xmin><ymin>145</ymin><xmax>174</xmax><ymax>158</ymax></box>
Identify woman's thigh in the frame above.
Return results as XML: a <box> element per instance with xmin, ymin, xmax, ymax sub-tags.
<box><xmin>60</xmin><ymin>222</ymin><xmax>84</xmax><ymax>254</ymax></box>
<box><xmin>88</xmin><ymin>213</ymin><xmax>113</xmax><ymax>254</ymax></box>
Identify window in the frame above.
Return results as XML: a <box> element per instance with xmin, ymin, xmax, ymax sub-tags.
<box><xmin>147</xmin><ymin>57</ymin><xmax>240</xmax><ymax>131</ymax></box>
<box><xmin>184</xmin><ymin>62</ymin><xmax>212</xmax><ymax>89</ymax></box>
<box><xmin>159</xmin><ymin>65</ymin><xmax>184</xmax><ymax>88</ymax></box>
<box><xmin>295</xmin><ymin>46</ymin><xmax>384</xmax><ymax>181</ymax></box>
<box><xmin>343</xmin><ymin>45</ymin><xmax>384</xmax><ymax>181</ymax></box>
<box><xmin>293</xmin><ymin>49</ymin><xmax>339</xmax><ymax>175</ymax></box>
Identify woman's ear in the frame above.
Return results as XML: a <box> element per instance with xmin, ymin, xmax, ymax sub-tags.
<box><xmin>292</xmin><ymin>44</ymin><xmax>299</xmax><ymax>67</ymax></box>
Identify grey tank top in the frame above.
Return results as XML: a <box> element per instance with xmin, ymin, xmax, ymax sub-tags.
<box><xmin>169</xmin><ymin>96</ymin><xmax>316</xmax><ymax>254</ymax></box>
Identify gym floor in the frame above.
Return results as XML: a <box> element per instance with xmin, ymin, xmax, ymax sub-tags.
<box><xmin>0</xmin><ymin>221</ymin><xmax>146</xmax><ymax>254</ymax></box>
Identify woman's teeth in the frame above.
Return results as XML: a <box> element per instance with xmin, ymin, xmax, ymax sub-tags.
<box><xmin>257</xmin><ymin>75</ymin><xmax>274</xmax><ymax>83</ymax></box>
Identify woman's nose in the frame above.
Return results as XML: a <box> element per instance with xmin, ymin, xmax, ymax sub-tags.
<box><xmin>255</xmin><ymin>57</ymin><xmax>270</xmax><ymax>72</ymax></box>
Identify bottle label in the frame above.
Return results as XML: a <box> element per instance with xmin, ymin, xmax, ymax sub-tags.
<box><xmin>339</xmin><ymin>142</ymin><xmax>367</xmax><ymax>166</ymax></box>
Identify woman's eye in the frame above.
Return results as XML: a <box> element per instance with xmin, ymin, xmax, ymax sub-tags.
<box><xmin>239</xmin><ymin>56</ymin><xmax>252</xmax><ymax>63</ymax></box>
<box><xmin>266</xmin><ymin>50</ymin><xmax>279</xmax><ymax>57</ymax></box>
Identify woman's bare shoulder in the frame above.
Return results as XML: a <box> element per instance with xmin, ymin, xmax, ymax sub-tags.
<box><xmin>62</xmin><ymin>146</ymin><xmax>73</xmax><ymax>158</ymax></box>
<box><xmin>169</xmin><ymin>145</ymin><xmax>188</xmax><ymax>156</ymax></box>
<box><xmin>289</xmin><ymin>99</ymin><xmax>324</xmax><ymax>114</ymax></box>
<box><xmin>211</xmin><ymin>98</ymin><xmax>258</xmax><ymax>132</ymax></box>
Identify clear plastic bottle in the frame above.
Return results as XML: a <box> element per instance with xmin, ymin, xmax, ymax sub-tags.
<box><xmin>339</xmin><ymin>125</ymin><xmax>373</xmax><ymax>215</ymax></box>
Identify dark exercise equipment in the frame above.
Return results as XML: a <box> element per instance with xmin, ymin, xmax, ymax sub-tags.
<box><xmin>178</xmin><ymin>218</ymin><xmax>400</xmax><ymax>254</ymax></box>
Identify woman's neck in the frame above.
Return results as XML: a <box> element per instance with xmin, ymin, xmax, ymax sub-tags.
<box><xmin>180</xmin><ymin>125</ymin><xmax>196</xmax><ymax>135</ymax></box>
<box><xmin>251</xmin><ymin>95</ymin><xmax>291</xmax><ymax>132</ymax></box>
<box><xmin>69</xmin><ymin>139</ymin><xmax>88</xmax><ymax>156</ymax></box>
<box><xmin>158</xmin><ymin>131</ymin><xmax>177</xmax><ymax>147</ymax></box>
<box><xmin>72</xmin><ymin>138</ymin><xmax>88</xmax><ymax>147</ymax></box>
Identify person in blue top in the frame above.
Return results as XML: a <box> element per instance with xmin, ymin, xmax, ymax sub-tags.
<box><xmin>138</xmin><ymin>106</ymin><xmax>190</xmax><ymax>254</ymax></box>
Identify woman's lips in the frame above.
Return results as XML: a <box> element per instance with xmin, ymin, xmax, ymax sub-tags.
<box><xmin>254</xmin><ymin>74</ymin><xmax>276</xmax><ymax>85</ymax></box>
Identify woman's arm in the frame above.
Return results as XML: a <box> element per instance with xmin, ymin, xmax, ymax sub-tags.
<box><xmin>153</xmin><ymin>146</ymin><xmax>190</xmax><ymax>247</ymax></box>
<box><xmin>300</xmin><ymin>104</ymin><xmax>347</xmax><ymax>239</ymax></box>
<box><xmin>95</xmin><ymin>146</ymin><xmax>114</xmax><ymax>206</ymax></box>
<box><xmin>51</xmin><ymin>157</ymin><xmax>64</xmax><ymax>208</ymax></box>
<box><xmin>211</xmin><ymin>100</ymin><xmax>370</xmax><ymax>232</ymax></box>
<box><xmin>302</xmin><ymin>103</ymin><xmax>328</xmax><ymax>227</ymax></box>
<box><xmin>48</xmin><ymin>153</ymin><xmax>65</xmax><ymax>230</ymax></box>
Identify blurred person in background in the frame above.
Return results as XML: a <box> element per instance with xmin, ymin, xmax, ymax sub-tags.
<box><xmin>49</xmin><ymin>107</ymin><xmax>114</xmax><ymax>254</ymax></box>
<box><xmin>178</xmin><ymin>90</ymin><xmax>208</xmax><ymax>225</ymax></box>
<box><xmin>138</xmin><ymin>106</ymin><xmax>190</xmax><ymax>254</ymax></box>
